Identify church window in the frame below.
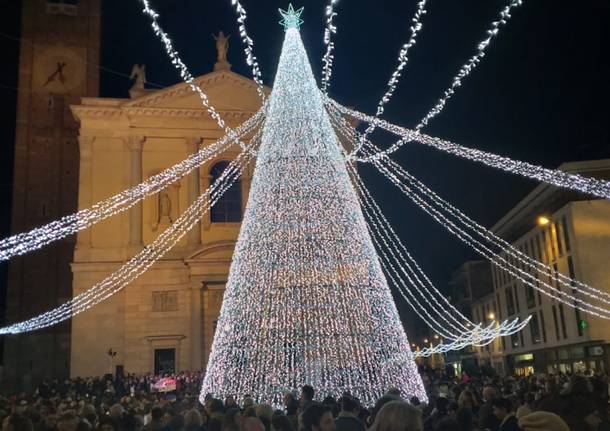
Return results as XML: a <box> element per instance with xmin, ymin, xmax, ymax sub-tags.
<box><xmin>210</xmin><ymin>161</ymin><xmax>242</xmax><ymax>222</ymax></box>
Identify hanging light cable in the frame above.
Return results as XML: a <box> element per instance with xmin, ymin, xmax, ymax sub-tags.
<box><xmin>0</xmin><ymin>109</ymin><xmax>265</xmax><ymax>262</ymax></box>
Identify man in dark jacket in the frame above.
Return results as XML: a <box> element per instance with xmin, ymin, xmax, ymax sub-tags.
<box><xmin>335</xmin><ymin>397</ymin><xmax>364</xmax><ymax>431</ymax></box>
<box><xmin>492</xmin><ymin>398</ymin><xmax>520</xmax><ymax>431</ymax></box>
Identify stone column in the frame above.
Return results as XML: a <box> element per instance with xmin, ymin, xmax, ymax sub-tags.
<box><xmin>76</xmin><ymin>135</ymin><xmax>95</xmax><ymax>249</ymax></box>
<box><xmin>187</xmin><ymin>137</ymin><xmax>202</xmax><ymax>246</ymax></box>
<box><xmin>201</xmin><ymin>168</ymin><xmax>212</xmax><ymax>231</ymax></box>
<box><xmin>190</xmin><ymin>282</ymin><xmax>203</xmax><ymax>370</ymax></box>
<box><xmin>128</xmin><ymin>136</ymin><xmax>145</xmax><ymax>248</ymax></box>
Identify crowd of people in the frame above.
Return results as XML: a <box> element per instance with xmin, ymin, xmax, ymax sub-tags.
<box><xmin>1</xmin><ymin>369</ymin><xmax>609</xmax><ymax>431</ymax></box>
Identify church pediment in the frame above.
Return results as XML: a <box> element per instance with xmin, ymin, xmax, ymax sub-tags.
<box><xmin>124</xmin><ymin>71</ymin><xmax>269</xmax><ymax>113</ymax></box>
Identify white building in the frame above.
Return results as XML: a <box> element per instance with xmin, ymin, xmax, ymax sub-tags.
<box><xmin>471</xmin><ymin>159</ymin><xmax>610</xmax><ymax>376</ymax></box>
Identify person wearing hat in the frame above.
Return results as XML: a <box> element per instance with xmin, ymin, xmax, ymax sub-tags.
<box><xmin>518</xmin><ymin>411</ymin><xmax>569</xmax><ymax>431</ymax></box>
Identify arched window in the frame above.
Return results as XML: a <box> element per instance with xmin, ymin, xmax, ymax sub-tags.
<box><xmin>210</xmin><ymin>161</ymin><xmax>242</xmax><ymax>222</ymax></box>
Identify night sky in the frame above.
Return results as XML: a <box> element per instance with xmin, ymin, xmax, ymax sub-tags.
<box><xmin>0</xmin><ymin>1</ymin><xmax>609</xmax><ymax>340</ymax></box>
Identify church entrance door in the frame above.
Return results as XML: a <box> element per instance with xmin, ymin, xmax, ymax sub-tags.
<box><xmin>154</xmin><ymin>348</ymin><xmax>176</xmax><ymax>374</ymax></box>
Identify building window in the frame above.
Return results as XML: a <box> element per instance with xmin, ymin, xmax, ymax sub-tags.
<box><xmin>562</xmin><ymin>216</ymin><xmax>571</xmax><ymax>252</ymax></box>
<box><xmin>538</xmin><ymin>233</ymin><xmax>547</xmax><ymax>262</ymax></box>
<box><xmin>555</xmin><ymin>222</ymin><xmax>564</xmax><ymax>257</ymax></box>
<box><xmin>514</xmin><ymin>284</ymin><xmax>521</xmax><ymax>313</ymax></box>
<box><xmin>530</xmin><ymin>314</ymin><xmax>542</xmax><ymax>345</ymax></box>
<box><xmin>552</xmin><ymin>305</ymin><xmax>560</xmax><ymax>340</ymax></box>
<box><xmin>526</xmin><ymin>285</ymin><xmax>536</xmax><ymax>309</ymax></box>
<box><xmin>559</xmin><ymin>304</ymin><xmax>568</xmax><ymax>339</ymax></box>
<box><xmin>553</xmin><ymin>263</ymin><xmax>560</xmax><ymax>290</ymax></box>
<box><xmin>506</xmin><ymin>287</ymin><xmax>515</xmax><ymax>316</ymax></box>
<box><xmin>548</xmin><ymin>228</ymin><xmax>557</xmax><ymax>262</ymax></box>
<box><xmin>210</xmin><ymin>161</ymin><xmax>242</xmax><ymax>222</ymax></box>
<box><xmin>539</xmin><ymin>310</ymin><xmax>547</xmax><ymax>343</ymax></box>
<box><xmin>511</xmin><ymin>332</ymin><xmax>520</xmax><ymax>349</ymax></box>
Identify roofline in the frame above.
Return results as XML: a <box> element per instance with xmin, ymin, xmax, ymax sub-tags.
<box><xmin>491</xmin><ymin>159</ymin><xmax>610</xmax><ymax>233</ymax></box>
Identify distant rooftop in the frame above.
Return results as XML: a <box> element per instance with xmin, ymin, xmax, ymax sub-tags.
<box><xmin>491</xmin><ymin>159</ymin><xmax>610</xmax><ymax>241</ymax></box>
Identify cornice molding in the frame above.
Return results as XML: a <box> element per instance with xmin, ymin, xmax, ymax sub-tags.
<box><xmin>124</xmin><ymin>71</ymin><xmax>269</xmax><ymax>109</ymax></box>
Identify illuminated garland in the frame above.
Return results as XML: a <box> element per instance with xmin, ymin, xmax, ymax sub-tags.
<box><xmin>350</xmin><ymin>163</ymin><xmax>529</xmax><ymax>344</ymax></box>
<box><xmin>328</xmin><ymin>102</ymin><xmax>610</xmax><ymax>318</ymax></box>
<box><xmin>329</xmin><ymin>99</ymin><xmax>610</xmax><ymax>201</ymax></box>
<box><xmin>229</xmin><ymin>0</ymin><xmax>266</xmax><ymax>99</ymax></box>
<box><xmin>140</xmin><ymin>0</ymin><xmax>252</xmax><ymax>153</ymax></box>
<box><xmin>201</xmin><ymin>19</ymin><xmax>426</xmax><ymax>407</ymax></box>
<box><xmin>352</xmin><ymin>0</ymin><xmax>524</xmax><ymax>162</ymax></box>
<box><xmin>0</xmin><ymin>110</ymin><xmax>265</xmax><ymax>262</ymax></box>
<box><xmin>0</xmin><ymin>132</ymin><xmax>261</xmax><ymax>334</ymax></box>
<box><xmin>320</xmin><ymin>0</ymin><xmax>339</xmax><ymax>94</ymax></box>
<box><xmin>349</xmin><ymin>0</ymin><xmax>427</xmax><ymax>157</ymax></box>
<box><xmin>332</xmin><ymin>112</ymin><xmax>529</xmax><ymax>345</ymax></box>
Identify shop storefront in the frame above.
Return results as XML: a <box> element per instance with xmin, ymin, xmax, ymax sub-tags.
<box><xmin>507</xmin><ymin>343</ymin><xmax>609</xmax><ymax>375</ymax></box>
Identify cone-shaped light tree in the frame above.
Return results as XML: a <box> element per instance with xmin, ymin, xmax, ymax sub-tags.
<box><xmin>200</xmin><ymin>6</ymin><xmax>426</xmax><ymax>406</ymax></box>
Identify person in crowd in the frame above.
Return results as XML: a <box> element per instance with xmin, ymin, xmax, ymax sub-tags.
<box><xmin>271</xmin><ymin>411</ymin><xmax>295</xmax><ymax>431</ymax></box>
<box><xmin>300</xmin><ymin>386</ymin><xmax>316</xmax><ymax>415</ymax></box>
<box><xmin>424</xmin><ymin>397</ymin><xmax>450</xmax><ymax>431</ymax></box>
<box><xmin>491</xmin><ymin>398</ymin><xmax>519</xmax><ymax>431</ymax></box>
<box><xmin>224</xmin><ymin>396</ymin><xmax>237</xmax><ymax>409</ymax></box>
<box><xmin>96</xmin><ymin>417</ymin><xmax>117</xmax><ymax>431</ymax></box>
<box><xmin>142</xmin><ymin>407</ymin><xmax>163</xmax><ymax>431</ymax></box>
<box><xmin>3</xmin><ymin>414</ymin><xmax>34</xmax><ymax>431</ymax></box>
<box><xmin>515</xmin><ymin>392</ymin><xmax>535</xmax><ymax>420</ymax></box>
<box><xmin>302</xmin><ymin>404</ymin><xmax>335</xmax><ymax>431</ymax></box>
<box><xmin>368</xmin><ymin>401</ymin><xmax>422</xmax><ymax>431</ymax></box>
<box><xmin>335</xmin><ymin>397</ymin><xmax>364</xmax><ymax>431</ymax></box>
<box><xmin>221</xmin><ymin>408</ymin><xmax>241</xmax><ymax>431</ymax></box>
<box><xmin>478</xmin><ymin>386</ymin><xmax>500</xmax><ymax>431</ymax></box>
<box><xmin>368</xmin><ymin>395</ymin><xmax>400</xmax><ymax>427</ymax></box>
<box><xmin>283</xmin><ymin>392</ymin><xmax>299</xmax><ymax>430</ymax></box>
<box><xmin>206</xmin><ymin>399</ymin><xmax>225</xmax><ymax>431</ymax></box>
<box><xmin>241</xmin><ymin>417</ymin><xmax>265</xmax><ymax>431</ymax></box>
<box><xmin>184</xmin><ymin>409</ymin><xmax>203</xmax><ymax>431</ymax></box>
<box><xmin>254</xmin><ymin>404</ymin><xmax>273</xmax><ymax>431</ymax></box>
<box><xmin>518</xmin><ymin>411</ymin><xmax>570</xmax><ymax>431</ymax></box>
<box><xmin>56</xmin><ymin>413</ymin><xmax>80</xmax><ymax>431</ymax></box>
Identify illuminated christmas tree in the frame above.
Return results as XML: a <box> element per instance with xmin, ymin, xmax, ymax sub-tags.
<box><xmin>200</xmin><ymin>6</ymin><xmax>426</xmax><ymax>405</ymax></box>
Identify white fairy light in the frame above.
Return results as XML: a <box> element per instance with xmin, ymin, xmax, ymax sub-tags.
<box><xmin>0</xmin><ymin>110</ymin><xmax>265</xmax><ymax>262</ymax></box>
<box><xmin>0</xmin><ymin>133</ymin><xmax>261</xmax><ymax>335</ymax></box>
<box><xmin>366</xmin><ymin>150</ymin><xmax>610</xmax><ymax>319</ymax></box>
<box><xmin>333</xmin><ymin>113</ymin><xmax>529</xmax><ymax>345</ymax></box>
<box><xmin>349</xmin><ymin>0</ymin><xmax>427</xmax><ymax>157</ymax></box>
<box><xmin>352</xmin><ymin>0</ymin><xmax>524</xmax><ymax>162</ymax></box>
<box><xmin>326</xmin><ymin>104</ymin><xmax>610</xmax><ymax>319</ymax></box>
<box><xmin>140</xmin><ymin>0</ymin><xmax>252</xmax><ymax>153</ymax></box>
<box><xmin>229</xmin><ymin>0</ymin><xmax>266</xmax><ymax>99</ymax></box>
<box><xmin>334</xmin><ymin>107</ymin><xmax>610</xmax><ymax>307</ymax></box>
<box><xmin>330</xmin><ymin>100</ymin><xmax>610</xmax><ymax>201</ymax></box>
<box><xmin>350</xmin><ymin>163</ymin><xmax>529</xmax><ymax>344</ymax></box>
<box><xmin>320</xmin><ymin>0</ymin><xmax>339</xmax><ymax>94</ymax></box>
<box><xmin>201</xmin><ymin>19</ymin><xmax>427</xmax><ymax>407</ymax></box>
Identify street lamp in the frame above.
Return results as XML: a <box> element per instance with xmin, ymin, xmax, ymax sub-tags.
<box><xmin>488</xmin><ymin>312</ymin><xmax>495</xmax><ymax>320</ymax></box>
<box><xmin>537</xmin><ymin>215</ymin><xmax>550</xmax><ymax>226</ymax></box>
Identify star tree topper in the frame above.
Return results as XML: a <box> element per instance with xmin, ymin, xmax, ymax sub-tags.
<box><xmin>279</xmin><ymin>4</ymin><xmax>304</xmax><ymax>31</ymax></box>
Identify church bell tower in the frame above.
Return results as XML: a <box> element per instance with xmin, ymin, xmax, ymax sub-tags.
<box><xmin>4</xmin><ymin>0</ymin><xmax>100</xmax><ymax>390</ymax></box>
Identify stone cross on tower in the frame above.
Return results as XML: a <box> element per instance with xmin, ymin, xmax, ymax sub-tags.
<box><xmin>213</xmin><ymin>31</ymin><xmax>231</xmax><ymax>71</ymax></box>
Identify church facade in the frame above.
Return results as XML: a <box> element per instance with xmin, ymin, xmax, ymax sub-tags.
<box><xmin>3</xmin><ymin>0</ymin><xmax>268</xmax><ymax>387</ymax></box>
<box><xmin>69</xmin><ymin>67</ymin><xmax>265</xmax><ymax>378</ymax></box>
